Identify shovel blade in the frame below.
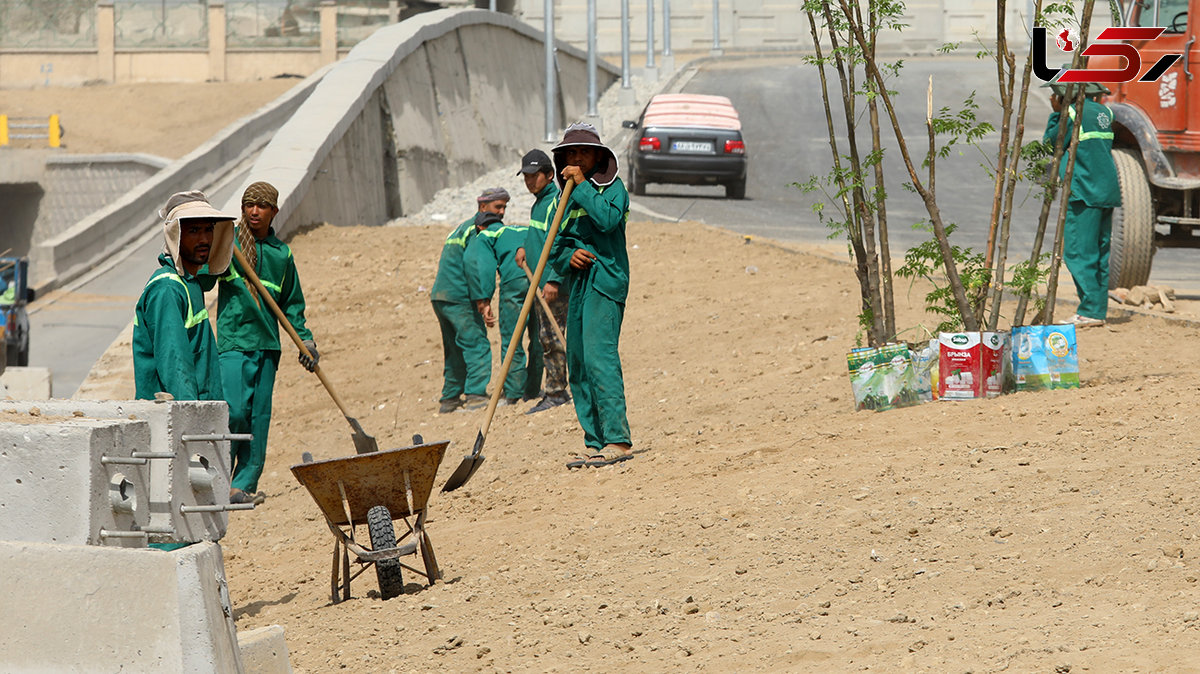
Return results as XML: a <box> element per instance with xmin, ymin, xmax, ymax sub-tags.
<box><xmin>441</xmin><ymin>430</ymin><xmax>486</xmax><ymax>492</ymax></box>
<box><xmin>346</xmin><ymin>417</ymin><xmax>379</xmax><ymax>455</ymax></box>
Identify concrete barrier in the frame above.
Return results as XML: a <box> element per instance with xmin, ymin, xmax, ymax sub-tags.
<box><xmin>0</xmin><ymin>540</ymin><xmax>244</xmax><ymax>673</ymax></box>
<box><xmin>222</xmin><ymin>8</ymin><xmax>620</xmax><ymax>237</ymax></box>
<box><xmin>236</xmin><ymin>625</ymin><xmax>293</xmax><ymax>674</ymax></box>
<box><xmin>1</xmin><ymin>366</ymin><xmax>53</xmax><ymax>399</ymax></box>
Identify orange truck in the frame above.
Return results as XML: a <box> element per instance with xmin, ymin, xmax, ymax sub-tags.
<box><xmin>1094</xmin><ymin>0</ymin><xmax>1199</xmax><ymax>288</ymax></box>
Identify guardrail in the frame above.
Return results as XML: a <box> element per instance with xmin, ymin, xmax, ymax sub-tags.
<box><xmin>0</xmin><ymin>115</ymin><xmax>62</xmax><ymax>148</ymax></box>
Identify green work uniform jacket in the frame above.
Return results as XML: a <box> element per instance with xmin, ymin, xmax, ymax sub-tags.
<box><xmin>522</xmin><ymin>182</ymin><xmax>563</xmax><ymax>288</ymax></box>
<box><xmin>466</xmin><ymin>222</ymin><xmax>530</xmax><ymax>301</ymax></box>
<box><xmin>549</xmin><ymin>176</ymin><xmax>631</xmax><ymax>304</ymax></box>
<box><xmin>431</xmin><ymin>217</ymin><xmax>483</xmax><ymax>305</ymax></box>
<box><xmin>1043</xmin><ymin>100</ymin><xmax>1122</xmax><ymax>208</ymax></box>
<box><xmin>133</xmin><ymin>254</ymin><xmax>223</xmax><ymax>401</ymax></box>
<box><xmin>217</xmin><ymin>228</ymin><xmax>312</xmax><ymax>352</ymax></box>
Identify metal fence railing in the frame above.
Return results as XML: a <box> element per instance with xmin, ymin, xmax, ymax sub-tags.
<box><xmin>0</xmin><ymin>0</ymin><xmax>97</xmax><ymax>49</ymax></box>
<box><xmin>115</xmin><ymin>0</ymin><xmax>207</xmax><ymax>49</ymax></box>
<box><xmin>226</xmin><ymin>0</ymin><xmax>321</xmax><ymax>48</ymax></box>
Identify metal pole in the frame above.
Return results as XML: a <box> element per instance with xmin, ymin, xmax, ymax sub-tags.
<box><xmin>646</xmin><ymin>0</ymin><xmax>656</xmax><ymax>70</ymax></box>
<box><xmin>587</xmin><ymin>0</ymin><xmax>597</xmax><ymax>116</ymax></box>
<box><xmin>619</xmin><ymin>0</ymin><xmax>634</xmax><ymax>106</ymax></box>
<box><xmin>663</xmin><ymin>0</ymin><xmax>672</xmax><ymax>56</ymax></box>
<box><xmin>711</xmin><ymin>0</ymin><xmax>723</xmax><ymax>56</ymax></box>
<box><xmin>489</xmin><ymin>0</ymin><xmax>497</xmax><ymax>10</ymax></box>
<box><xmin>544</xmin><ymin>0</ymin><xmax>557</xmax><ymax>141</ymax></box>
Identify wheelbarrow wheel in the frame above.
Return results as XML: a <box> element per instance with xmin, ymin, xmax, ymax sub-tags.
<box><xmin>367</xmin><ymin>505</ymin><xmax>404</xmax><ymax>599</ymax></box>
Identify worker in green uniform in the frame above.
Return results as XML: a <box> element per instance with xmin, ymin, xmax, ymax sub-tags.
<box><xmin>217</xmin><ymin>182</ymin><xmax>319</xmax><ymax>506</ymax></box>
<box><xmin>514</xmin><ymin>149</ymin><xmax>570</xmax><ymax>414</ymax></box>
<box><xmin>466</xmin><ymin>201</ymin><xmax>543</xmax><ymax>405</ymax></box>
<box><xmin>1043</xmin><ymin>81</ymin><xmax>1122</xmax><ymax>328</ymax></box>
<box><xmin>431</xmin><ymin>188</ymin><xmax>508</xmax><ymax>414</ymax></box>
<box><xmin>547</xmin><ymin>123</ymin><xmax>634</xmax><ymax>468</ymax></box>
<box><xmin>133</xmin><ymin>190</ymin><xmax>235</xmax><ymax>403</ymax></box>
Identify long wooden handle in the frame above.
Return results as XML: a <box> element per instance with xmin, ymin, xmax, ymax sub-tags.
<box><xmin>519</xmin><ymin>261</ymin><xmax>567</xmax><ymax>347</ymax></box>
<box><xmin>229</xmin><ymin>244</ymin><xmax>356</xmax><ymax>422</ymax></box>
<box><xmin>475</xmin><ymin>178</ymin><xmax>577</xmax><ymax>445</ymax></box>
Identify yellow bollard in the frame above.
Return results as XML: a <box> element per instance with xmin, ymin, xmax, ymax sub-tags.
<box><xmin>48</xmin><ymin>114</ymin><xmax>60</xmax><ymax>148</ymax></box>
<box><xmin>0</xmin><ymin>115</ymin><xmax>7</xmax><ymax>146</ymax></box>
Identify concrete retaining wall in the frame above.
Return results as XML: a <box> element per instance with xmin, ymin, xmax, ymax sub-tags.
<box><xmin>0</xmin><ymin>540</ymin><xmax>244</xmax><ymax>673</ymax></box>
<box><xmin>221</xmin><ymin>8</ymin><xmax>620</xmax><ymax>236</ymax></box>
<box><xmin>27</xmin><ymin>69</ymin><xmax>328</xmax><ymax>291</ymax></box>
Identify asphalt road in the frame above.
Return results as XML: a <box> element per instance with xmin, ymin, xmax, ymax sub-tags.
<box><xmin>630</xmin><ymin>54</ymin><xmax>1200</xmax><ymax>292</ymax></box>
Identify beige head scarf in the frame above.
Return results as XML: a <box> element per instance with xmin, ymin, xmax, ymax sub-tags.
<box><xmin>159</xmin><ymin>190</ymin><xmax>236</xmax><ymax>276</ymax></box>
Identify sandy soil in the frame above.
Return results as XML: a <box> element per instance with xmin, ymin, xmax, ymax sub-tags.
<box><xmin>55</xmin><ymin>80</ymin><xmax>1200</xmax><ymax>671</ymax></box>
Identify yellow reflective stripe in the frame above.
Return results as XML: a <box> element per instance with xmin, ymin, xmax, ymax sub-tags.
<box><xmin>145</xmin><ymin>272</ymin><xmax>206</xmax><ymax>329</ymax></box>
<box><xmin>445</xmin><ymin>228</ymin><xmax>472</xmax><ymax>247</ymax></box>
<box><xmin>1078</xmin><ymin>131</ymin><xmax>1114</xmax><ymax>141</ymax></box>
<box><xmin>479</xmin><ymin>225</ymin><xmax>528</xmax><ymax>239</ymax></box>
<box><xmin>528</xmin><ymin>217</ymin><xmax>548</xmax><ymax>230</ymax></box>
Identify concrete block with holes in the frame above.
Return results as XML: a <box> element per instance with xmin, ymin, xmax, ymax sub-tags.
<box><xmin>0</xmin><ymin>399</ymin><xmax>238</xmax><ymax>545</ymax></box>
<box><xmin>0</xmin><ymin>417</ymin><xmax>151</xmax><ymax>547</ymax></box>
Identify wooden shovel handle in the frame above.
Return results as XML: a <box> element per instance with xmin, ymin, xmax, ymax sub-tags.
<box><xmin>519</xmin><ymin>261</ymin><xmax>567</xmax><ymax>347</ymax></box>
<box><xmin>229</xmin><ymin>244</ymin><xmax>356</xmax><ymax>423</ymax></box>
<box><xmin>475</xmin><ymin>178</ymin><xmax>576</xmax><ymax>443</ymax></box>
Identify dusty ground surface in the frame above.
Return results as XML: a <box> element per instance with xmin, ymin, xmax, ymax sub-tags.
<box><xmin>52</xmin><ymin>80</ymin><xmax>1200</xmax><ymax>672</ymax></box>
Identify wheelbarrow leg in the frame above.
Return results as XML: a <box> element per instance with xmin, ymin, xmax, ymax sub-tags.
<box><xmin>415</xmin><ymin>510</ymin><xmax>441</xmax><ymax>584</ymax></box>
<box><xmin>331</xmin><ymin>538</ymin><xmax>341</xmax><ymax>604</ymax></box>
<box><xmin>341</xmin><ymin>543</ymin><xmax>352</xmax><ymax>602</ymax></box>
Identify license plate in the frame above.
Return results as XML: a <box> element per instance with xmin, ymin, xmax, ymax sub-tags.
<box><xmin>671</xmin><ymin>140</ymin><xmax>713</xmax><ymax>153</ymax></box>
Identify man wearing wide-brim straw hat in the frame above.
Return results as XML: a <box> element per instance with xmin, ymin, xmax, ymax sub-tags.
<box><xmin>133</xmin><ymin>189</ymin><xmax>235</xmax><ymax>403</ymax></box>
<box><xmin>546</xmin><ymin>122</ymin><xmax>635</xmax><ymax>468</ymax></box>
<box><xmin>1041</xmin><ymin>77</ymin><xmax>1121</xmax><ymax>328</ymax></box>
<box><xmin>217</xmin><ymin>181</ymin><xmax>319</xmax><ymax>506</ymax></box>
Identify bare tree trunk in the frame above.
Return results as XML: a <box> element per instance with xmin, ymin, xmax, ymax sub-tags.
<box><xmin>866</xmin><ymin>4</ymin><xmax>895</xmax><ymax>341</ymax></box>
<box><xmin>837</xmin><ymin>0</ymin><xmax>978</xmax><ymax>331</ymax></box>
<box><xmin>979</xmin><ymin>0</ymin><xmax>1013</xmax><ymax>329</ymax></box>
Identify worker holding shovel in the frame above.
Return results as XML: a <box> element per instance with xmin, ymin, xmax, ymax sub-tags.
<box><xmin>547</xmin><ymin>123</ymin><xmax>634</xmax><ymax>468</ymax></box>
<box><xmin>217</xmin><ymin>182</ymin><xmax>319</xmax><ymax>506</ymax></box>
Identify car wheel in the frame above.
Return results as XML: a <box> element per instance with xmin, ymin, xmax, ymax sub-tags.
<box><xmin>726</xmin><ymin>179</ymin><xmax>746</xmax><ymax>200</ymax></box>
<box><xmin>17</xmin><ymin>342</ymin><xmax>28</xmax><ymax>367</ymax></box>
<box><xmin>5</xmin><ymin>343</ymin><xmax>17</xmax><ymax>368</ymax></box>
<box><xmin>629</xmin><ymin>162</ymin><xmax>646</xmax><ymax>196</ymax></box>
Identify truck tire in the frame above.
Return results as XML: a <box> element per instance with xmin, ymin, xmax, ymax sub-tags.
<box><xmin>1109</xmin><ymin>147</ymin><xmax>1155</xmax><ymax>289</ymax></box>
<box><xmin>628</xmin><ymin>162</ymin><xmax>646</xmax><ymax>196</ymax></box>
<box><xmin>367</xmin><ymin>505</ymin><xmax>404</xmax><ymax>599</ymax></box>
<box><xmin>5</xmin><ymin>343</ymin><xmax>16</xmax><ymax>367</ymax></box>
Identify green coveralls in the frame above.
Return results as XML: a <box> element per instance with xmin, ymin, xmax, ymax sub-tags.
<box><xmin>431</xmin><ymin>217</ymin><xmax>492</xmax><ymax>401</ymax></box>
<box><xmin>217</xmin><ymin>229</ymin><xmax>312</xmax><ymax>494</ymax></box>
<box><xmin>524</xmin><ymin>182</ymin><xmax>569</xmax><ymax>397</ymax></box>
<box><xmin>1043</xmin><ymin>100</ymin><xmax>1122</xmax><ymax>320</ymax></box>
<box><xmin>548</xmin><ymin>176</ymin><xmax>632</xmax><ymax>451</ymax></box>
<box><xmin>133</xmin><ymin>254</ymin><xmax>223</xmax><ymax>402</ymax></box>
<box><xmin>466</xmin><ymin>221</ymin><xmax>544</xmax><ymax>400</ymax></box>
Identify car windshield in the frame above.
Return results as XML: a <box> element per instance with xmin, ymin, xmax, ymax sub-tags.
<box><xmin>1133</xmin><ymin>0</ymin><xmax>1188</xmax><ymax>31</ymax></box>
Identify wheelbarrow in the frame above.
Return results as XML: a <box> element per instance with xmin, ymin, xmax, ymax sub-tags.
<box><xmin>290</xmin><ymin>436</ymin><xmax>448</xmax><ymax>602</ymax></box>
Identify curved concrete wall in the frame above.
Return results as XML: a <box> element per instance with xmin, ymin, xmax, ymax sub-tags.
<box><xmin>221</xmin><ymin>8</ymin><xmax>620</xmax><ymax>236</ymax></box>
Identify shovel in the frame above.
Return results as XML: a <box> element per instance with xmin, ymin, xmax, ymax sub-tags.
<box><xmin>230</xmin><ymin>244</ymin><xmax>380</xmax><ymax>455</ymax></box>
<box><xmin>518</xmin><ymin>261</ymin><xmax>567</xmax><ymax>347</ymax></box>
<box><xmin>442</xmin><ymin>177</ymin><xmax>577</xmax><ymax>492</ymax></box>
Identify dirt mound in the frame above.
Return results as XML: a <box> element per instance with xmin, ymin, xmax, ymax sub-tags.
<box><xmin>208</xmin><ymin>220</ymin><xmax>1200</xmax><ymax>672</ymax></box>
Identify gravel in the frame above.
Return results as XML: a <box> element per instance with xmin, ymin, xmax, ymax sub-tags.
<box><xmin>384</xmin><ymin>63</ymin><xmax>679</xmax><ymax>228</ymax></box>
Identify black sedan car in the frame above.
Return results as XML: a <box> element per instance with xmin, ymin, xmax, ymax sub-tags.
<box><xmin>622</xmin><ymin>93</ymin><xmax>748</xmax><ymax>199</ymax></box>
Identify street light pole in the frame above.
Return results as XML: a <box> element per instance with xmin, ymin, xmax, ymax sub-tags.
<box><xmin>544</xmin><ymin>0</ymin><xmax>557</xmax><ymax>141</ymax></box>
<box><xmin>661</xmin><ymin>0</ymin><xmax>674</xmax><ymax>74</ymax></box>
<box><xmin>619</xmin><ymin>0</ymin><xmax>635</xmax><ymax>106</ymax></box>
<box><xmin>585</xmin><ymin>0</ymin><xmax>600</xmax><ymax>130</ymax></box>
<box><xmin>711</xmin><ymin>0</ymin><xmax>723</xmax><ymax>56</ymax></box>
<box><xmin>645</xmin><ymin>0</ymin><xmax>658</xmax><ymax>81</ymax></box>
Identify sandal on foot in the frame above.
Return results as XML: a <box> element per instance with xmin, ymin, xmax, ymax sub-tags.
<box><xmin>566</xmin><ymin>453</ymin><xmax>594</xmax><ymax>469</ymax></box>
<box><xmin>585</xmin><ymin>446</ymin><xmax>634</xmax><ymax>467</ymax></box>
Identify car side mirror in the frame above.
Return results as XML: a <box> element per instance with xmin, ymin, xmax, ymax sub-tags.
<box><xmin>622</xmin><ymin>120</ymin><xmax>637</xmax><ymax>129</ymax></box>
<box><xmin>25</xmin><ymin>288</ymin><xmax>34</xmax><ymax>303</ymax></box>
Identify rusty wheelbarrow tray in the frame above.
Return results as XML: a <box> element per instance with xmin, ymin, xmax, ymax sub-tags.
<box><xmin>291</xmin><ymin>439</ymin><xmax>448</xmax><ymax>603</ymax></box>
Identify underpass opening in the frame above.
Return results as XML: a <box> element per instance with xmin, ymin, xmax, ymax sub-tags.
<box><xmin>0</xmin><ymin>183</ymin><xmax>44</xmax><ymax>257</ymax></box>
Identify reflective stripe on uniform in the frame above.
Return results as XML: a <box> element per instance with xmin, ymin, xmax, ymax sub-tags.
<box><xmin>1067</xmin><ymin>105</ymin><xmax>1115</xmax><ymax>141</ymax></box>
<box><xmin>479</xmin><ymin>225</ymin><xmax>529</xmax><ymax>239</ymax></box>
<box><xmin>140</xmin><ymin>272</ymin><xmax>208</xmax><ymax>329</ymax></box>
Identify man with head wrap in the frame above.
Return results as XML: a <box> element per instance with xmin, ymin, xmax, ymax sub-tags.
<box><xmin>465</xmin><ymin>187</ymin><xmax>544</xmax><ymax>406</ymax></box>
<box><xmin>133</xmin><ymin>190</ymin><xmax>235</xmax><ymax>402</ymax></box>
<box><xmin>217</xmin><ymin>181</ymin><xmax>318</xmax><ymax>505</ymax></box>
<box><xmin>430</xmin><ymin>188</ymin><xmax>507</xmax><ymax>414</ymax></box>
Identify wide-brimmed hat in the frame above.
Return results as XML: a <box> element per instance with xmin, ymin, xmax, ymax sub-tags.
<box><xmin>551</xmin><ymin>122</ymin><xmax>619</xmax><ymax>189</ymax></box>
<box><xmin>159</xmin><ymin>190</ymin><xmax>236</xmax><ymax>276</ymax></box>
